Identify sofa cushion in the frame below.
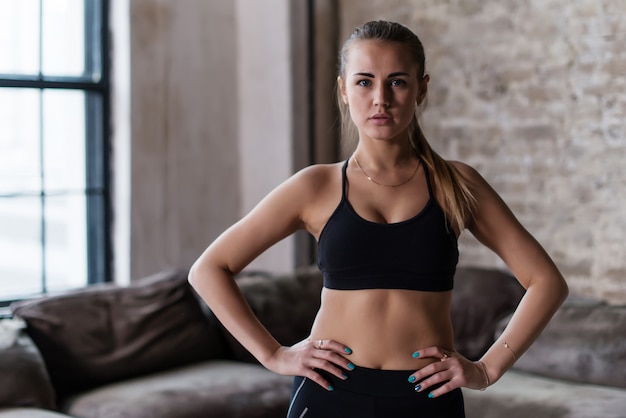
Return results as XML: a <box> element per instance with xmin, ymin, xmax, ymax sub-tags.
<box><xmin>499</xmin><ymin>297</ymin><xmax>626</xmax><ymax>388</ymax></box>
<box><xmin>0</xmin><ymin>409</ymin><xmax>72</xmax><ymax>418</ymax></box>
<box><xmin>451</xmin><ymin>267</ymin><xmax>525</xmax><ymax>360</ymax></box>
<box><xmin>11</xmin><ymin>270</ymin><xmax>227</xmax><ymax>398</ymax></box>
<box><xmin>221</xmin><ymin>266</ymin><xmax>323</xmax><ymax>363</ymax></box>
<box><xmin>62</xmin><ymin>360</ymin><xmax>293</xmax><ymax>418</ymax></box>
<box><xmin>463</xmin><ymin>369</ymin><xmax>626</xmax><ymax>418</ymax></box>
<box><xmin>0</xmin><ymin>319</ymin><xmax>56</xmax><ymax>410</ymax></box>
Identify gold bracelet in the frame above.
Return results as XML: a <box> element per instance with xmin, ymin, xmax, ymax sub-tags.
<box><xmin>501</xmin><ymin>341</ymin><xmax>517</xmax><ymax>361</ymax></box>
<box><xmin>477</xmin><ymin>361</ymin><xmax>490</xmax><ymax>391</ymax></box>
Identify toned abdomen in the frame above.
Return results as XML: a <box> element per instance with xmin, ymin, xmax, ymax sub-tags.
<box><xmin>309</xmin><ymin>287</ymin><xmax>455</xmax><ymax>370</ymax></box>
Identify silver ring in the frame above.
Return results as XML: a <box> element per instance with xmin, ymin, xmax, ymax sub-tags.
<box><xmin>441</xmin><ymin>352</ymin><xmax>449</xmax><ymax>360</ymax></box>
<box><xmin>317</xmin><ymin>339</ymin><xmax>323</xmax><ymax>349</ymax></box>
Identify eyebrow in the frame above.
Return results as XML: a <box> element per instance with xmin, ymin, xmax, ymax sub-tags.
<box><xmin>352</xmin><ymin>71</ymin><xmax>411</xmax><ymax>78</ymax></box>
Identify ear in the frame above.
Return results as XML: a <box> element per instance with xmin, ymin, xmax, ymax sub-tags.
<box><xmin>417</xmin><ymin>74</ymin><xmax>430</xmax><ymax>106</ymax></box>
<box><xmin>337</xmin><ymin>76</ymin><xmax>348</xmax><ymax>104</ymax></box>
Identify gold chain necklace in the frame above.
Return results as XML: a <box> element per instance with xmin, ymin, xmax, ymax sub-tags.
<box><xmin>352</xmin><ymin>155</ymin><xmax>420</xmax><ymax>188</ymax></box>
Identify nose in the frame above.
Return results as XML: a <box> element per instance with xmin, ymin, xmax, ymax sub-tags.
<box><xmin>373</xmin><ymin>84</ymin><xmax>390</xmax><ymax>107</ymax></box>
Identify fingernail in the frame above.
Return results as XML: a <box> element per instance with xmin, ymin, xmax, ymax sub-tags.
<box><xmin>408</xmin><ymin>376</ymin><xmax>416</xmax><ymax>383</ymax></box>
<box><xmin>412</xmin><ymin>351</ymin><xmax>420</xmax><ymax>358</ymax></box>
<box><xmin>344</xmin><ymin>347</ymin><xmax>353</xmax><ymax>354</ymax></box>
<box><xmin>342</xmin><ymin>372</ymin><xmax>349</xmax><ymax>379</ymax></box>
<box><xmin>428</xmin><ymin>392</ymin><xmax>435</xmax><ymax>399</ymax></box>
<box><xmin>328</xmin><ymin>385</ymin><xmax>335</xmax><ymax>391</ymax></box>
<box><xmin>414</xmin><ymin>384</ymin><xmax>422</xmax><ymax>392</ymax></box>
<box><xmin>347</xmin><ymin>363</ymin><xmax>355</xmax><ymax>370</ymax></box>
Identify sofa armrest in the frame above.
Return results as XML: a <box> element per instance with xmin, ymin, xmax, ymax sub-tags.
<box><xmin>0</xmin><ymin>319</ymin><xmax>56</xmax><ymax>410</ymax></box>
<box><xmin>10</xmin><ymin>270</ymin><xmax>228</xmax><ymax>399</ymax></box>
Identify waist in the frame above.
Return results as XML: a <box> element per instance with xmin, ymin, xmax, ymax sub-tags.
<box><xmin>310</xmin><ymin>288</ymin><xmax>454</xmax><ymax>370</ymax></box>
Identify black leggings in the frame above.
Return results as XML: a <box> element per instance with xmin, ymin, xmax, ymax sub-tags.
<box><xmin>287</xmin><ymin>366</ymin><xmax>465</xmax><ymax>418</ymax></box>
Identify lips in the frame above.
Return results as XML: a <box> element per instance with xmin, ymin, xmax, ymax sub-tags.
<box><xmin>369</xmin><ymin>114</ymin><xmax>393</xmax><ymax>124</ymax></box>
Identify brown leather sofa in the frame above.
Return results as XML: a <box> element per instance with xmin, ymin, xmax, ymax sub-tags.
<box><xmin>0</xmin><ymin>266</ymin><xmax>624</xmax><ymax>418</ymax></box>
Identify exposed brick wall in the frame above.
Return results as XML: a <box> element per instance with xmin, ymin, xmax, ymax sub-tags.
<box><xmin>338</xmin><ymin>0</ymin><xmax>626</xmax><ymax>304</ymax></box>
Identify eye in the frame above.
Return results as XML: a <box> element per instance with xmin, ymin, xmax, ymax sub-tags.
<box><xmin>356</xmin><ymin>79</ymin><xmax>372</xmax><ymax>87</ymax></box>
<box><xmin>390</xmin><ymin>78</ymin><xmax>407</xmax><ymax>87</ymax></box>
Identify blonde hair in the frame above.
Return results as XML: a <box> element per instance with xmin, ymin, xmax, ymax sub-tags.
<box><xmin>337</xmin><ymin>20</ymin><xmax>475</xmax><ymax>231</ymax></box>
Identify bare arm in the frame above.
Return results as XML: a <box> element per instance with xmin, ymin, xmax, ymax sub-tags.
<box><xmin>410</xmin><ymin>162</ymin><xmax>568</xmax><ymax>395</ymax></box>
<box><xmin>188</xmin><ymin>166</ymin><xmax>352</xmax><ymax>390</ymax></box>
<box><xmin>461</xmin><ymin>163</ymin><xmax>569</xmax><ymax>383</ymax></box>
<box><xmin>189</xmin><ymin>173</ymin><xmax>303</xmax><ymax>364</ymax></box>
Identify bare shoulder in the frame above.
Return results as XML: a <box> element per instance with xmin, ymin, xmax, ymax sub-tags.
<box><xmin>268</xmin><ymin>161</ymin><xmax>340</xmax><ymax>208</ymax></box>
<box><xmin>446</xmin><ymin>160</ymin><xmax>514</xmax><ymax>227</ymax></box>
<box><xmin>282</xmin><ymin>162</ymin><xmax>342</xmax><ymax>203</ymax></box>
<box><xmin>447</xmin><ymin>160</ymin><xmax>499</xmax><ymax>199</ymax></box>
<box><xmin>248</xmin><ymin>162</ymin><xmax>343</xmax><ymax>216</ymax></box>
<box><xmin>289</xmin><ymin>162</ymin><xmax>344</xmax><ymax>237</ymax></box>
<box><xmin>448</xmin><ymin>160</ymin><xmax>485</xmax><ymax>185</ymax></box>
<box><xmin>292</xmin><ymin>162</ymin><xmax>343</xmax><ymax>187</ymax></box>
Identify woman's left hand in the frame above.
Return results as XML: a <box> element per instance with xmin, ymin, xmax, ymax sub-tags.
<box><xmin>408</xmin><ymin>346</ymin><xmax>488</xmax><ymax>398</ymax></box>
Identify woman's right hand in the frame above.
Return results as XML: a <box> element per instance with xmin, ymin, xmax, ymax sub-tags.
<box><xmin>263</xmin><ymin>338</ymin><xmax>355</xmax><ymax>391</ymax></box>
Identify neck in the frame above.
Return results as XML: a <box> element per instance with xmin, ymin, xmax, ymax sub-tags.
<box><xmin>353</xmin><ymin>137</ymin><xmax>416</xmax><ymax>170</ymax></box>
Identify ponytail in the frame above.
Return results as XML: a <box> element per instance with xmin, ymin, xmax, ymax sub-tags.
<box><xmin>409</xmin><ymin>118</ymin><xmax>476</xmax><ymax>232</ymax></box>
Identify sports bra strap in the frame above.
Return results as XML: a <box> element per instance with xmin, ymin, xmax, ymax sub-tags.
<box><xmin>420</xmin><ymin>158</ymin><xmax>434</xmax><ymax>199</ymax></box>
<box><xmin>341</xmin><ymin>159</ymin><xmax>349</xmax><ymax>199</ymax></box>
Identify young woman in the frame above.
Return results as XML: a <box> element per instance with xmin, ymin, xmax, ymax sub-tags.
<box><xmin>189</xmin><ymin>20</ymin><xmax>568</xmax><ymax>417</ymax></box>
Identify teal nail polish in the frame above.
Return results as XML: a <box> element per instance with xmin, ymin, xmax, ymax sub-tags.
<box><xmin>344</xmin><ymin>347</ymin><xmax>353</xmax><ymax>354</ymax></box>
<box><xmin>328</xmin><ymin>385</ymin><xmax>335</xmax><ymax>391</ymax></box>
<box><xmin>408</xmin><ymin>376</ymin><xmax>416</xmax><ymax>383</ymax></box>
<box><xmin>428</xmin><ymin>392</ymin><xmax>435</xmax><ymax>399</ymax></box>
<box><xmin>412</xmin><ymin>351</ymin><xmax>420</xmax><ymax>358</ymax></box>
<box><xmin>342</xmin><ymin>372</ymin><xmax>349</xmax><ymax>379</ymax></box>
<box><xmin>347</xmin><ymin>363</ymin><xmax>355</xmax><ymax>370</ymax></box>
<box><xmin>414</xmin><ymin>385</ymin><xmax>422</xmax><ymax>392</ymax></box>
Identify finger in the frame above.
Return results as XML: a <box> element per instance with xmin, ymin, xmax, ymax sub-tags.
<box><xmin>409</xmin><ymin>358</ymin><xmax>452</xmax><ymax>384</ymax></box>
<box><xmin>315</xmin><ymin>339</ymin><xmax>353</xmax><ymax>355</ymax></box>
<box><xmin>413</xmin><ymin>365</ymin><xmax>454</xmax><ymax>393</ymax></box>
<box><xmin>426</xmin><ymin>380</ymin><xmax>458</xmax><ymax>399</ymax></box>
<box><xmin>411</xmin><ymin>346</ymin><xmax>450</xmax><ymax>360</ymax></box>
<box><xmin>308</xmin><ymin>357</ymin><xmax>351</xmax><ymax>382</ymax></box>
<box><xmin>310</xmin><ymin>348</ymin><xmax>355</xmax><ymax>374</ymax></box>
<box><xmin>300</xmin><ymin>367</ymin><xmax>336</xmax><ymax>392</ymax></box>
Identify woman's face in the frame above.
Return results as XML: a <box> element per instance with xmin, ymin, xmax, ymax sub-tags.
<box><xmin>339</xmin><ymin>40</ymin><xmax>427</xmax><ymax>143</ymax></box>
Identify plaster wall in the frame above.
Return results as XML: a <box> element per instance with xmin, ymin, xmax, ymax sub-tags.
<box><xmin>236</xmin><ymin>0</ymin><xmax>295</xmax><ymax>273</ymax></box>
<box><xmin>336</xmin><ymin>0</ymin><xmax>626</xmax><ymax>304</ymax></box>
<box><xmin>119</xmin><ymin>0</ymin><xmax>296</xmax><ymax>280</ymax></box>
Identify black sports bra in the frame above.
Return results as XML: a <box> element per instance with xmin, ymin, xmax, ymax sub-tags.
<box><xmin>316</xmin><ymin>159</ymin><xmax>458</xmax><ymax>292</ymax></box>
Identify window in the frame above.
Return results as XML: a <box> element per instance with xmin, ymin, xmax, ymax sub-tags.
<box><xmin>0</xmin><ymin>0</ymin><xmax>110</xmax><ymax>304</ymax></box>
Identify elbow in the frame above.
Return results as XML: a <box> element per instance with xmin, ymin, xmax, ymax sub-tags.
<box><xmin>187</xmin><ymin>255</ymin><xmax>234</xmax><ymax>291</ymax></box>
<box><xmin>547</xmin><ymin>273</ymin><xmax>569</xmax><ymax>309</ymax></box>
<box><xmin>187</xmin><ymin>259</ymin><xmax>205</xmax><ymax>290</ymax></box>
<box><xmin>558</xmin><ymin>277</ymin><xmax>569</xmax><ymax>304</ymax></box>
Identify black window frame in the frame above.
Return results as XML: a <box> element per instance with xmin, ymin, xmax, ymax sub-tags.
<box><xmin>0</xmin><ymin>0</ymin><xmax>111</xmax><ymax>308</ymax></box>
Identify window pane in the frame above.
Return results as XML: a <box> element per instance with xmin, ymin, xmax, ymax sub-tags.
<box><xmin>45</xmin><ymin>194</ymin><xmax>87</xmax><ymax>292</ymax></box>
<box><xmin>0</xmin><ymin>88</ymin><xmax>41</xmax><ymax>195</ymax></box>
<box><xmin>0</xmin><ymin>0</ymin><xmax>108</xmax><ymax>302</ymax></box>
<box><xmin>42</xmin><ymin>0</ymin><xmax>85</xmax><ymax>77</ymax></box>
<box><xmin>0</xmin><ymin>0</ymin><xmax>40</xmax><ymax>75</ymax></box>
<box><xmin>0</xmin><ymin>196</ymin><xmax>43</xmax><ymax>298</ymax></box>
<box><xmin>86</xmin><ymin>92</ymin><xmax>105</xmax><ymax>189</ymax></box>
<box><xmin>43</xmin><ymin>89</ymin><xmax>86</xmax><ymax>192</ymax></box>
